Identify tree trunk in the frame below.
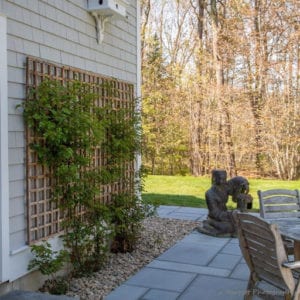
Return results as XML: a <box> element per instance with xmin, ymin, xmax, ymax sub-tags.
<box><xmin>210</xmin><ymin>0</ymin><xmax>236</xmax><ymax>176</ymax></box>
<box><xmin>251</xmin><ymin>0</ymin><xmax>267</xmax><ymax>175</ymax></box>
<box><xmin>189</xmin><ymin>0</ymin><xmax>207</xmax><ymax>176</ymax></box>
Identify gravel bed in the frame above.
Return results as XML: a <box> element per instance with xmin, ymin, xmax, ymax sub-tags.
<box><xmin>66</xmin><ymin>216</ymin><xmax>199</xmax><ymax>300</ymax></box>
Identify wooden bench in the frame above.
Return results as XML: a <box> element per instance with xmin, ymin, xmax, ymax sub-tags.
<box><xmin>258</xmin><ymin>189</ymin><xmax>300</xmax><ymax>219</ymax></box>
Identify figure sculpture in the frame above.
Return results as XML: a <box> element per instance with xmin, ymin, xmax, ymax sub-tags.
<box><xmin>227</xmin><ymin>176</ymin><xmax>253</xmax><ymax>212</ymax></box>
<box><xmin>197</xmin><ymin>169</ymin><xmax>253</xmax><ymax>237</ymax></box>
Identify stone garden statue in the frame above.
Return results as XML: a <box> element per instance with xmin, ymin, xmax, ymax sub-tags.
<box><xmin>197</xmin><ymin>169</ymin><xmax>253</xmax><ymax>237</ymax></box>
<box><xmin>227</xmin><ymin>176</ymin><xmax>253</xmax><ymax>212</ymax></box>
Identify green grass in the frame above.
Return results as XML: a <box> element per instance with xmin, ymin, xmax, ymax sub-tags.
<box><xmin>142</xmin><ymin>175</ymin><xmax>300</xmax><ymax>211</ymax></box>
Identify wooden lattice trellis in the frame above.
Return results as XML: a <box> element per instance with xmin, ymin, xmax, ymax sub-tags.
<box><xmin>26</xmin><ymin>57</ymin><xmax>135</xmax><ymax>244</ymax></box>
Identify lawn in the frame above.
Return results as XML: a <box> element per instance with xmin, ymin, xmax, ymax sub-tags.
<box><xmin>142</xmin><ymin>175</ymin><xmax>300</xmax><ymax>211</ymax></box>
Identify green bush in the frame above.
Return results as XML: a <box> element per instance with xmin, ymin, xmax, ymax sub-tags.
<box><xmin>109</xmin><ymin>192</ymin><xmax>154</xmax><ymax>252</ymax></box>
<box><xmin>28</xmin><ymin>242</ymin><xmax>69</xmax><ymax>295</ymax></box>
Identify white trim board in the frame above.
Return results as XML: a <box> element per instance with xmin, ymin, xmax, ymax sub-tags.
<box><xmin>0</xmin><ymin>13</ymin><xmax>10</xmax><ymax>282</ymax></box>
<box><xmin>135</xmin><ymin>0</ymin><xmax>142</xmax><ymax>174</ymax></box>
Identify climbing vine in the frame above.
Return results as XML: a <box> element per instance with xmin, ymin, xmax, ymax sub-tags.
<box><xmin>22</xmin><ymin>78</ymin><xmax>150</xmax><ymax>278</ymax></box>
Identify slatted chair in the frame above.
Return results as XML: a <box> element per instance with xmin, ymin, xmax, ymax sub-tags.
<box><xmin>234</xmin><ymin>212</ymin><xmax>300</xmax><ymax>300</ymax></box>
<box><xmin>258</xmin><ymin>189</ymin><xmax>300</xmax><ymax>219</ymax></box>
<box><xmin>258</xmin><ymin>189</ymin><xmax>300</xmax><ymax>255</ymax></box>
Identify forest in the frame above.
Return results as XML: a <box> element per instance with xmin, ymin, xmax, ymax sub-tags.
<box><xmin>140</xmin><ymin>0</ymin><xmax>299</xmax><ymax>180</ymax></box>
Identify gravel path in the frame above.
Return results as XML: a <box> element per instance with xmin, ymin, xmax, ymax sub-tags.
<box><xmin>66</xmin><ymin>216</ymin><xmax>199</xmax><ymax>300</ymax></box>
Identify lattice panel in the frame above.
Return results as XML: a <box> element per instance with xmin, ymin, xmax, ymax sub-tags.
<box><xmin>26</xmin><ymin>57</ymin><xmax>135</xmax><ymax>244</ymax></box>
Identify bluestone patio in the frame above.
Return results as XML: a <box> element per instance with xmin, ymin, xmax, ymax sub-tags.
<box><xmin>105</xmin><ymin>206</ymin><xmax>250</xmax><ymax>300</ymax></box>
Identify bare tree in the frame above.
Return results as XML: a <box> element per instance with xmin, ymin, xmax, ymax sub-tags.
<box><xmin>141</xmin><ymin>0</ymin><xmax>300</xmax><ymax>179</ymax></box>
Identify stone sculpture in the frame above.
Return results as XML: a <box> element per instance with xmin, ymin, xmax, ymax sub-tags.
<box><xmin>227</xmin><ymin>176</ymin><xmax>253</xmax><ymax>212</ymax></box>
<box><xmin>197</xmin><ymin>169</ymin><xmax>253</xmax><ymax>237</ymax></box>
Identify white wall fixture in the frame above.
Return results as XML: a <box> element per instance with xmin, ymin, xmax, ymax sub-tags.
<box><xmin>88</xmin><ymin>0</ymin><xmax>129</xmax><ymax>43</ymax></box>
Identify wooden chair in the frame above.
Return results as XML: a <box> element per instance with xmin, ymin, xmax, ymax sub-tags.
<box><xmin>258</xmin><ymin>189</ymin><xmax>300</xmax><ymax>254</ymax></box>
<box><xmin>234</xmin><ymin>212</ymin><xmax>300</xmax><ymax>299</ymax></box>
<box><xmin>258</xmin><ymin>189</ymin><xmax>300</xmax><ymax>219</ymax></box>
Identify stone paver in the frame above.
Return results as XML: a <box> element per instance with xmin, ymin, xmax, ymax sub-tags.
<box><xmin>156</xmin><ymin>238</ymin><xmax>225</xmax><ymax>266</ymax></box>
<box><xmin>105</xmin><ymin>206</ymin><xmax>250</xmax><ymax>300</ymax></box>
<box><xmin>155</xmin><ymin>206</ymin><xmax>207</xmax><ymax>221</ymax></box>
<box><xmin>125</xmin><ymin>268</ymin><xmax>197</xmax><ymax>292</ymax></box>
<box><xmin>147</xmin><ymin>260</ymin><xmax>231</xmax><ymax>277</ymax></box>
<box><xmin>102</xmin><ymin>285</ymin><xmax>148</xmax><ymax>300</ymax></box>
<box><xmin>230</xmin><ymin>261</ymin><xmax>250</xmax><ymax>281</ymax></box>
<box><xmin>208</xmin><ymin>252</ymin><xmax>241</xmax><ymax>269</ymax></box>
<box><xmin>220</xmin><ymin>240</ymin><xmax>242</xmax><ymax>255</ymax></box>
<box><xmin>178</xmin><ymin>275</ymin><xmax>248</xmax><ymax>300</ymax></box>
<box><xmin>141</xmin><ymin>289</ymin><xmax>180</xmax><ymax>300</ymax></box>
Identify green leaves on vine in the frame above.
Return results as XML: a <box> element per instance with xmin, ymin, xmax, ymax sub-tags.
<box><xmin>23</xmin><ymin>79</ymin><xmax>105</xmax><ymax>168</ymax></box>
<box><xmin>22</xmin><ymin>78</ymin><xmax>147</xmax><ymax>278</ymax></box>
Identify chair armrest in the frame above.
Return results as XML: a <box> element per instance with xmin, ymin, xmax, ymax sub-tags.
<box><xmin>283</xmin><ymin>237</ymin><xmax>294</xmax><ymax>243</ymax></box>
<box><xmin>282</xmin><ymin>261</ymin><xmax>300</xmax><ymax>269</ymax></box>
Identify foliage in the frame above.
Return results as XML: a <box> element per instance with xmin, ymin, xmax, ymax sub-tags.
<box><xmin>62</xmin><ymin>211</ymin><xmax>113</xmax><ymax>277</ymax></box>
<box><xmin>28</xmin><ymin>242</ymin><xmax>69</xmax><ymax>277</ymax></box>
<box><xmin>22</xmin><ymin>79</ymin><xmax>109</xmax><ymax>276</ymax></box>
<box><xmin>28</xmin><ymin>242</ymin><xmax>69</xmax><ymax>294</ymax></box>
<box><xmin>109</xmin><ymin>193</ymin><xmax>147</xmax><ymax>252</ymax></box>
<box><xmin>100</xmin><ymin>103</ymin><xmax>142</xmax><ymax>183</ymax></box>
<box><xmin>98</xmin><ymin>98</ymin><xmax>153</xmax><ymax>253</ymax></box>
<box><xmin>141</xmin><ymin>0</ymin><xmax>300</xmax><ymax>179</ymax></box>
<box><xmin>23</xmin><ymin>79</ymin><xmax>104</xmax><ymax>168</ymax></box>
<box><xmin>142</xmin><ymin>34</ymin><xmax>189</xmax><ymax>176</ymax></box>
<box><xmin>23</xmin><ymin>78</ymin><xmax>150</xmax><ymax>280</ymax></box>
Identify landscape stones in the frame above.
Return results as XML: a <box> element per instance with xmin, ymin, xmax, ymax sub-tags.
<box><xmin>66</xmin><ymin>216</ymin><xmax>198</xmax><ymax>300</ymax></box>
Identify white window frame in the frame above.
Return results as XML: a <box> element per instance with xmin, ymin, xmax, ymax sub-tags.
<box><xmin>0</xmin><ymin>12</ymin><xmax>10</xmax><ymax>282</ymax></box>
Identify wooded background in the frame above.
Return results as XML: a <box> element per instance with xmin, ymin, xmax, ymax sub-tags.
<box><xmin>141</xmin><ymin>0</ymin><xmax>299</xmax><ymax>180</ymax></box>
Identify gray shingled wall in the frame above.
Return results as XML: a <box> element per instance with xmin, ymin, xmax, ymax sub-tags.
<box><xmin>2</xmin><ymin>0</ymin><xmax>138</xmax><ymax>254</ymax></box>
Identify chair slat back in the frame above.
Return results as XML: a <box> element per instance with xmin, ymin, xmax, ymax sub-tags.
<box><xmin>258</xmin><ymin>189</ymin><xmax>300</xmax><ymax>219</ymax></box>
<box><xmin>235</xmin><ymin>213</ymin><xmax>295</xmax><ymax>293</ymax></box>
